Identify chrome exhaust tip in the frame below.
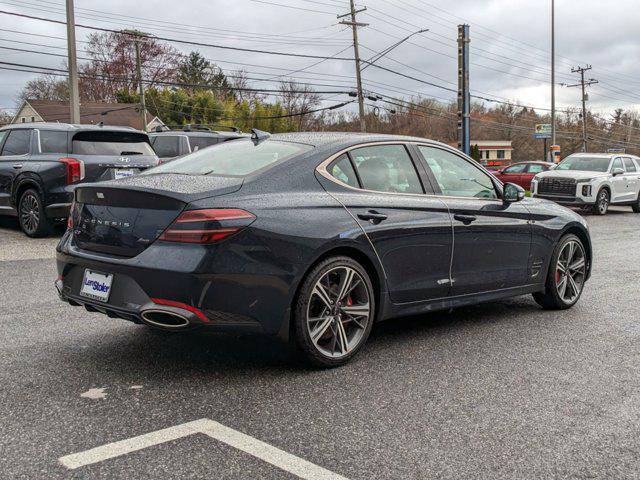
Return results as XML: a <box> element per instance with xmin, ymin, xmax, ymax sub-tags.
<box><xmin>140</xmin><ymin>309</ymin><xmax>191</xmax><ymax>330</ymax></box>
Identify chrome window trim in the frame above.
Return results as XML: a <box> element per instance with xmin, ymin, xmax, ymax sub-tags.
<box><xmin>316</xmin><ymin>140</ymin><xmax>503</xmax><ymax>203</ymax></box>
<box><xmin>316</xmin><ymin>141</ymin><xmax>429</xmax><ymax>199</ymax></box>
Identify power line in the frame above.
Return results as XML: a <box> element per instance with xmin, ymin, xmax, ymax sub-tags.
<box><xmin>0</xmin><ymin>10</ymin><xmax>357</xmax><ymax>61</ymax></box>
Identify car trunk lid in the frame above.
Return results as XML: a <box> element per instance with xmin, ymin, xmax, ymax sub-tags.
<box><xmin>72</xmin><ymin>174</ymin><xmax>243</xmax><ymax>257</ymax></box>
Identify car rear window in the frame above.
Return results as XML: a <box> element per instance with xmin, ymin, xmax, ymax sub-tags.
<box><xmin>146</xmin><ymin>139</ymin><xmax>311</xmax><ymax>177</ymax></box>
<box><xmin>72</xmin><ymin>131</ymin><xmax>155</xmax><ymax>156</ymax></box>
<box><xmin>151</xmin><ymin>135</ymin><xmax>181</xmax><ymax>158</ymax></box>
<box><xmin>40</xmin><ymin>130</ymin><xmax>68</xmax><ymax>154</ymax></box>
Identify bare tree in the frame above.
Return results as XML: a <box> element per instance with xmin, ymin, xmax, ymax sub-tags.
<box><xmin>79</xmin><ymin>31</ymin><xmax>181</xmax><ymax>101</ymax></box>
<box><xmin>278</xmin><ymin>80</ymin><xmax>321</xmax><ymax>130</ymax></box>
<box><xmin>18</xmin><ymin>75</ymin><xmax>69</xmax><ymax>103</ymax></box>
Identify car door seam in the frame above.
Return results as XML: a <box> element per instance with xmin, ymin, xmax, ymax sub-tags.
<box><xmin>322</xmin><ymin>188</ymin><xmax>389</xmax><ymax>284</ymax></box>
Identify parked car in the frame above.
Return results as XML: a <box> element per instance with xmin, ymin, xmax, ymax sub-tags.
<box><xmin>491</xmin><ymin>161</ymin><xmax>555</xmax><ymax>190</ymax></box>
<box><xmin>56</xmin><ymin>132</ymin><xmax>592</xmax><ymax>367</ymax></box>
<box><xmin>149</xmin><ymin>125</ymin><xmax>247</xmax><ymax>162</ymax></box>
<box><xmin>0</xmin><ymin>123</ymin><xmax>159</xmax><ymax>237</ymax></box>
<box><xmin>532</xmin><ymin>153</ymin><xmax>640</xmax><ymax>215</ymax></box>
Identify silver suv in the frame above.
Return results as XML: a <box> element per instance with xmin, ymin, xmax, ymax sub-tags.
<box><xmin>149</xmin><ymin>125</ymin><xmax>247</xmax><ymax>162</ymax></box>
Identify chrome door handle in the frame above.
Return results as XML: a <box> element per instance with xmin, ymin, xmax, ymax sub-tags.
<box><xmin>454</xmin><ymin>214</ymin><xmax>477</xmax><ymax>225</ymax></box>
<box><xmin>12</xmin><ymin>164</ymin><xmax>23</xmax><ymax>169</ymax></box>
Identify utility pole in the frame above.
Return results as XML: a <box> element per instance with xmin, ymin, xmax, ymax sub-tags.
<box><xmin>65</xmin><ymin>0</ymin><xmax>80</xmax><ymax>124</ymax></box>
<box><xmin>338</xmin><ymin>1</ymin><xmax>368</xmax><ymax>132</ymax></box>
<box><xmin>123</xmin><ymin>29</ymin><xmax>148</xmax><ymax>132</ymax></box>
<box><xmin>565</xmin><ymin>65</ymin><xmax>598</xmax><ymax>152</ymax></box>
<box><xmin>551</xmin><ymin>0</ymin><xmax>556</xmax><ymax>150</ymax></box>
<box><xmin>457</xmin><ymin>24</ymin><xmax>470</xmax><ymax>155</ymax></box>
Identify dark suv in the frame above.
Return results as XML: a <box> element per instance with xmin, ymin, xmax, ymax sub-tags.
<box><xmin>149</xmin><ymin>125</ymin><xmax>247</xmax><ymax>162</ymax></box>
<box><xmin>0</xmin><ymin>123</ymin><xmax>159</xmax><ymax>237</ymax></box>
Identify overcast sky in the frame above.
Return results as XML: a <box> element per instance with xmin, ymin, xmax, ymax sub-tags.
<box><xmin>1</xmin><ymin>0</ymin><xmax>639</xmax><ymax>118</ymax></box>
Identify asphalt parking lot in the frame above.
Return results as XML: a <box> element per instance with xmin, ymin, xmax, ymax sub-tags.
<box><xmin>1</xmin><ymin>208</ymin><xmax>639</xmax><ymax>479</ymax></box>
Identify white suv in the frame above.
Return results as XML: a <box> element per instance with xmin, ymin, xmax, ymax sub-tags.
<box><xmin>532</xmin><ymin>153</ymin><xmax>640</xmax><ymax>215</ymax></box>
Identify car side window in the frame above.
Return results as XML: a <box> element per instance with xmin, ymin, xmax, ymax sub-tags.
<box><xmin>189</xmin><ymin>136</ymin><xmax>219</xmax><ymax>152</ymax></box>
<box><xmin>349</xmin><ymin>145</ymin><xmax>423</xmax><ymax>194</ymax></box>
<box><xmin>612</xmin><ymin>158</ymin><xmax>624</xmax><ymax>172</ymax></box>
<box><xmin>152</xmin><ymin>136</ymin><xmax>181</xmax><ymax>158</ymax></box>
<box><xmin>623</xmin><ymin>158</ymin><xmax>637</xmax><ymax>173</ymax></box>
<box><xmin>503</xmin><ymin>164</ymin><xmax>527</xmax><ymax>173</ymax></box>
<box><xmin>418</xmin><ymin>146</ymin><xmax>498</xmax><ymax>199</ymax></box>
<box><xmin>0</xmin><ymin>130</ymin><xmax>7</xmax><ymax>150</ymax></box>
<box><xmin>0</xmin><ymin>129</ymin><xmax>31</xmax><ymax>156</ymax></box>
<box><xmin>327</xmin><ymin>154</ymin><xmax>359</xmax><ymax>188</ymax></box>
<box><xmin>39</xmin><ymin>130</ymin><xmax>68</xmax><ymax>154</ymax></box>
<box><xmin>527</xmin><ymin>164</ymin><xmax>544</xmax><ymax>173</ymax></box>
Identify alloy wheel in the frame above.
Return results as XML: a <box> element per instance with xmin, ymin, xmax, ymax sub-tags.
<box><xmin>597</xmin><ymin>190</ymin><xmax>609</xmax><ymax>214</ymax></box>
<box><xmin>20</xmin><ymin>193</ymin><xmax>40</xmax><ymax>235</ymax></box>
<box><xmin>555</xmin><ymin>240</ymin><xmax>586</xmax><ymax>304</ymax></box>
<box><xmin>306</xmin><ymin>266</ymin><xmax>371</xmax><ymax>359</ymax></box>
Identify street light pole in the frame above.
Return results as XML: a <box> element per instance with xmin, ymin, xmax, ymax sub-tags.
<box><xmin>65</xmin><ymin>0</ymin><xmax>80</xmax><ymax>124</ymax></box>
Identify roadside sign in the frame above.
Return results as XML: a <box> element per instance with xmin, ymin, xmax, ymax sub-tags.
<box><xmin>550</xmin><ymin>144</ymin><xmax>561</xmax><ymax>163</ymax></box>
<box><xmin>534</xmin><ymin>124</ymin><xmax>552</xmax><ymax>139</ymax></box>
<box><xmin>607</xmin><ymin>148</ymin><xmax>625</xmax><ymax>153</ymax></box>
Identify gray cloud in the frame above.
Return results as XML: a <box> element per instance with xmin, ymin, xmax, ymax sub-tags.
<box><xmin>1</xmin><ymin>0</ymin><xmax>638</xmax><ymax>116</ymax></box>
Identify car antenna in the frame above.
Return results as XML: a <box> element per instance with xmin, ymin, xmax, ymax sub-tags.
<box><xmin>251</xmin><ymin>128</ymin><xmax>270</xmax><ymax>144</ymax></box>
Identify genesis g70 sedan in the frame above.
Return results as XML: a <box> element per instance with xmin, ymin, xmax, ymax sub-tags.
<box><xmin>56</xmin><ymin>132</ymin><xmax>592</xmax><ymax>367</ymax></box>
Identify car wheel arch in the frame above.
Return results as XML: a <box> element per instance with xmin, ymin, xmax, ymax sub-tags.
<box><xmin>13</xmin><ymin>175</ymin><xmax>45</xmax><ymax>208</ymax></box>
<box><xmin>289</xmin><ymin>244</ymin><xmax>385</xmax><ymax>326</ymax></box>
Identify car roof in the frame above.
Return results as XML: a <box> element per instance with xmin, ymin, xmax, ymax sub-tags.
<box><xmin>565</xmin><ymin>153</ymin><xmax>621</xmax><ymax>159</ymax></box>
<box><xmin>269</xmin><ymin>131</ymin><xmax>451</xmax><ymax>151</ymax></box>
<box><xmin>0</xmin><ymin>122</ymin><xmax>143</xmax><ymax>133</ymax></box>
<box><xmin>509</xmin><ymin>161</ymin><xmax>554</xmax><ymax>165</ymax></box>
<box><xmin>149</xmin><ymin>131</ymin><xmax>247</xmax><ymax>138</ymax></box>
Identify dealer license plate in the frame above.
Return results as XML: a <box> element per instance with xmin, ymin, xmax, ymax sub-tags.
<box><xmin>79</xmin><ymin>269</ymin><xmax>113</xmax><ymax>303</ymax></box>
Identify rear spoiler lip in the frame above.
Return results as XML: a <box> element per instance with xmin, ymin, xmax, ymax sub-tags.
<box><xmin>73</xmin><ymin>174</ymin><xmax>244</xmax><ymax>204</ymax></box>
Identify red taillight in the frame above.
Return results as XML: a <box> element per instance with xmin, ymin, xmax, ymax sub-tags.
<box><xmin>59</xmin><ymin>157</ymin><xmax>84</xmax><ymax>184</ymax></box>
<box><xmin>158</xmin><ymin>208</ymin><xmax>255</xmax><ymax>244</ymax></box>
<box><xmin>150</xmin><ymin>298</ymin><xmax>209</xmax><ymax>322</ymax></box>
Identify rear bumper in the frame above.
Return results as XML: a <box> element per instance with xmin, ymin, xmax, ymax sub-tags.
<box><xmin>45</xmin><ymin>202</ymin><xmax>72</xmax><ymax>219</ymax></box>
<box><xmin>55</xmin><ymin>232</ymin><xmax>297</xmax><ymax>336</ymax></box>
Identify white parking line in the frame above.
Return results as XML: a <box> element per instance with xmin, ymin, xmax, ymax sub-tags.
<box><xmin>59</xmin><ymin>418</ymin><xmax>349</xmax><ymax>480</ymax></box>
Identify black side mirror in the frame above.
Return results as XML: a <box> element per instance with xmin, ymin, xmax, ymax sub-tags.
<box><xmin>503</xmin><ymin>182</ymin><xmax>525</xmax><ymax>203</ymax></box>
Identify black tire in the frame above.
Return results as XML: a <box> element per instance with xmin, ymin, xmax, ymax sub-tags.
<box><xmin>594</xmin><ymin>188</ymin><xmax>609</xmax><ymax>215</ymax></box>
<box><xmin>632</xmin><ymin>192</ymin><xmax>640</xmax><ymax>213</ymax></box>
<box><xmin>292</xmin><ymin>256</ymin><xmax>375</xmax><ymax>368</ymax></box>
<box><xmin>18</xmin><ymin>188</ymin><xmax>52</xmax><ymax>238</ymax></box>
<box><xmin>533</xmin><ymin>234</ymin><xmax>587</xmax><ymax>310</ymax></box>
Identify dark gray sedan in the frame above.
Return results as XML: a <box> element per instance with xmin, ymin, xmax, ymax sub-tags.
<box><xmin>56</xmin><ymin>132</ymin><xmax>592</xmax><ymax>367</ymax></box>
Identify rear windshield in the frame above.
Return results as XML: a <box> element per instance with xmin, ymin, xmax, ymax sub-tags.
<box><xmin>146</xmin><ymin>139</ymin><xmax>311</xmax><ymax>177</ymax></box>
<box><xmin>72</xmin><ymin>131</ymin><xmax>155</xmax><ymax>156</ymax></box>
<box><xmin>556</xmin><ymin>156</ymin><xmax>611</xmax><ymax>172</ymax></box>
